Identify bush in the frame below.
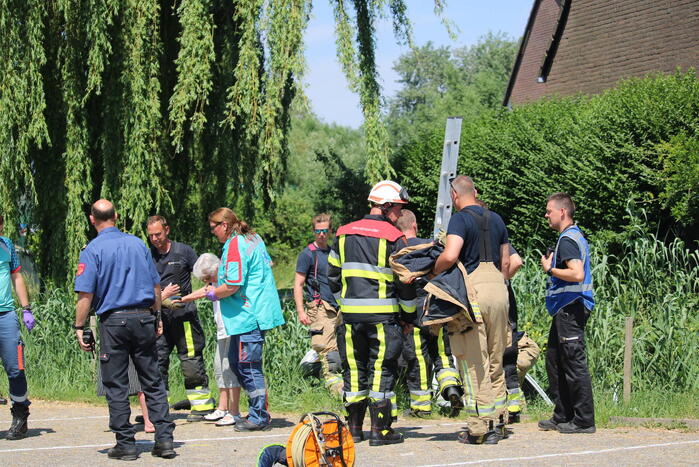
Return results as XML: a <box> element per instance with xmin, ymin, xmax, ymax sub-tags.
<box><xmin>394</xmin><ymin>71</ymin><xmax>699</xmax><ymax>248</ymax></box>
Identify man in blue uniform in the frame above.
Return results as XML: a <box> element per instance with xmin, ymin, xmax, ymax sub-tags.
<box><xmin>539</xmin><ymin>193</ymin><xmax>595</xmax><ymax>434</ymax></box>
<box><xmin>74</xmin><ymin>200</ymin><xmax>176</xmax><ymax>460</ymax></box>
<box><xmin>0</xmin><ymin>214</ymin><xmax>35</xmax><ymax>440</ymax></box>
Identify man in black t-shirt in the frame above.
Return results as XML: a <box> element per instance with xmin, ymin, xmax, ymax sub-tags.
<box><xmin>147</xmin><ymin>216</ymin><xmax>214</xmax><ymax>421</ymax></box>
<box><xmin>433</xmin><ymin>176</ymin><xmax>511</xmax><ymax>445</ymax></box>
<box><xmin>293</xmin><ymin>213</ymin><xmax>342</xmax><ymax>395</ymax></box>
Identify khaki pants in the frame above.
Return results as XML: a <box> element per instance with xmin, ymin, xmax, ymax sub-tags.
<box><xmin>517</xmin><ymin>332</ymin><xmax>540</xmax><ymax>383</ymax></box>
<box><xmin>448</xmin><ymin>263</ymin><xmax>508</xmax><ymax>436</ymax></box>
<box><xmin>307</xmin><ymin>300</ymin><xmax>342</xmax><ymax>388</ymax></box>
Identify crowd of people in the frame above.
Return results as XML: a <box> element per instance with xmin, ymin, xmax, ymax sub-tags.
<box><xmin>0</xmin><ymin>175</ymin><xmax>596</xmax><ymax>460</ymax></box>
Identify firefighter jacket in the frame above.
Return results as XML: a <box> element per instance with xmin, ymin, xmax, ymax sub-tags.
<box><xmin>389</xmin><ymin>243</ymin><xmax>482</xmax><ymax>328</ymax></box>
<box><xmin>327</xmin><ymin>215</ymin><xmax>416</xmax><ymax>324</ymax></box>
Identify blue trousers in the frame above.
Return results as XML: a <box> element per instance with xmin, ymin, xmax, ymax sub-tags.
<box><xmin>229</xmin><ymin>328</ymin><xmax>269</xmax><ymax>426</ymax></box>
<box><xmin>0</xmin><ymin>311</ymin><xmax>29</xmax><ymax>407</ymax></box>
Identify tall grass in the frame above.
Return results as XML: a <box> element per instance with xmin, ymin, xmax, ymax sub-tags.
<box><xmin>1</xmin><ymin>219</ymin><xmax>696</xmax><ymax>419</ymax></box>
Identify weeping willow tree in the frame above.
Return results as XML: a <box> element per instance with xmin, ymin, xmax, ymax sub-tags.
<box><xmin>0</xmin><ymin>0</ymin><xmax>447</xmax><ymax>285</ymax></box>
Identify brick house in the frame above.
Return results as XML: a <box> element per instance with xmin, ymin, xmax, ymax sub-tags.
<box><xmin>503</xmin><ymin>0</ymin><xmax>699</xmax><ymax>106</ymax></box>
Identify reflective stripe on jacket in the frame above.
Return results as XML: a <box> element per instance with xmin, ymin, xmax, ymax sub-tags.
<box><xmin>545</xmin><ymin>225</ymin><xmax>594</xmax><ymax>316</ymax></box>
<box><xmin>328</xmin><ymin>215</ymin><xmax>414</xmax><ymax>323</ymax></box>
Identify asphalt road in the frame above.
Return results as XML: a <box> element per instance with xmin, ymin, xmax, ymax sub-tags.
<box><xmin>0</xmin><ymin>402</ymin><xmax>697</xmax><ymax>466</ymax></box>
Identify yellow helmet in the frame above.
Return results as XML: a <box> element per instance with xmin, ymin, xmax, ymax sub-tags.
<box><xmin>367</xmin><ymin>180</ymin><xmax>409</xmax><ymax>205</ymax></box>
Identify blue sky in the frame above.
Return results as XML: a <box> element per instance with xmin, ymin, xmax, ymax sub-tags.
<box><xmin>303</xmin><ymin>1</ymin><xmax>533</xmax><ymax>128</ymax></box>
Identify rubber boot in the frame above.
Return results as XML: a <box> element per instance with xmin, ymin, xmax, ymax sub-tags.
<box><xmin>6</xmin><ymin>404</ymin><xmax>29</xmax><ymax>440</ymax></box>
<box><xmin>369</xmin><ymin>399</ymin><xmax>403</xmax><ymax>446</ymax></box>
<box><xmin>495</xmin><ymin>415</ymin><xmax>509</xmax><ymax>440</ymax></box>
<box><xmin>442</xmin><ymin>385</ymin><xmax>464</xmax><ymax>417</ymax></box>
<box><xmin>345</xmin><ymin>399</ymin><xmax>368</xmax><ymax>442</ymax></box>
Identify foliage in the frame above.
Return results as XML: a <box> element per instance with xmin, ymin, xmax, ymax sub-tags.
<box><xmin>1</xmin><ymin>0</ymin><xmax>446</xmax><ymax>287</ymax></box>
<box><xmin>394</xmin><ymin>71</ymin><xmax>699</xmax><ymax>248</ymax></box>
<box><xmin>386</xmin><ymin>33</ymin><xmax>519</xmax><ymax>149</ymax></box>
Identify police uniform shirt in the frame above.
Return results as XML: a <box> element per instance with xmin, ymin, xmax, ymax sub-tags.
<box><xmin>295</xmin><ymin>244</ymin><xmax>337</xmax><ymax>307</ymax></box>
<box><xmin>74</xmin><ymin>227</ymin><xmax>161</xmax><ymax>315</ymax></box>
<box><xmin>151</xmin><ymin>241</ymin><xmax>198</xmax><ymax>312</ymax></box>
<box><xmin>446</xmin><ymin>205</ymin><xmax>509</xmax><ymax>274</ymax></box>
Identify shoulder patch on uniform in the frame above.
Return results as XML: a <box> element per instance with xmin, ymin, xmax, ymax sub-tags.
<box><xmin>76</xmin><ymin>263</ymin><xmax>86</xmax><ymax>276</ymax></box>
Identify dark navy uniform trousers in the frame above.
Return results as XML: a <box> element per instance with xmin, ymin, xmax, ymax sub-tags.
<box><xmin>99</xmin><ymin>309</ymin><xmax>174</xmax><ymax>447</ymax></box>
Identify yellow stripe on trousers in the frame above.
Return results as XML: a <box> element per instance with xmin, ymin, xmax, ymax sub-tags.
<box><xmin>345</xmin><ymin>326</ymin><xmax>359</xmax><ymax>394</ymax></box>
<box><xmin>183</xmin><ymin>321</ymin><xmax>195</xmax><ymax>358</ymax></box>
<box><xmin>371</xmin><ymin>324</ymin><xmax>386</xmax><ymax>394</ymax></box>
<box><xmin>437</xmin><ymin>327</ymin><xmax>450</xmax><ymax>368</ymax></box>
<box><xmin>413</xmin><ymin>328</ymin><xmax>429</xmax><ymax>391</ymax></box>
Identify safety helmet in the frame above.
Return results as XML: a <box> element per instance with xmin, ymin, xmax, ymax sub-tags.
<box><xmin>367</xmin><ymin>180</ymin><xmax>409</xmax><ymax>205</ymax></box>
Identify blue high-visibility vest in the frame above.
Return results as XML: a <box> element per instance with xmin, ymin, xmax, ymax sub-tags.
<box><xmin>545</xmin><ymin>225</ymin><xmax>594</xmax><ymax>316</ymax></box>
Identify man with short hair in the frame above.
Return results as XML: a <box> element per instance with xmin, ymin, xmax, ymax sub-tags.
<box><xmin>293</xmin><ymin>213</ymin><xmax>342</xmax><ymax>395</ymax></box>
<box><xmin>395</xmin><ymin>209</ymin><xmax>463</xmax><ymax>417</ymax></box>
<box><xmin>538</xmin><ymin>193</ymin><xmax>595</xmax><ymax>434</ymax></box>
<box><xmin>147</xmin><ymin>215</ymin><xmax>215</xmax><ymax>421</ymax></box>
<box><xmin>433</xmin><ymin>175</ymin><xmax>511</xmax><ymax>445</ymax></box>
<box><xmin>0</xmin><ymin>214</ymin><xmax>35</xmax><ymax>440</ymax></box>
<box><xmin>74</xmin><ymin>200</ymin><xmax>175</xmax><ymax>460</ymax></box>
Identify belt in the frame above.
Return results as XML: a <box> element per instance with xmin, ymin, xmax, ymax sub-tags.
<box><xmin>102</xmin><ymin>308</ymin><xmax>152</xmax><ymax>318</ymax></box>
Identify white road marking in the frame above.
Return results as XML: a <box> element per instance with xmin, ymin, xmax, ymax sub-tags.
<box><xmin>0</xmin><ymin>433</ymin><xmax>289</xmax><ymax>453</ymax></box>
<box><xmin>0</xmin><ymin>415</ymin><xmax>109</xmax><ymax>423</ymax></box>
<box><xmin>414</xmin><ymin>439</ymin><xmax>699</xmax><ymax>466</ymax></box>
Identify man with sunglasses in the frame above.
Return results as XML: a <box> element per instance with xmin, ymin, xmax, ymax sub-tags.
<box><xmin>328</xmin><ymin>180</ymin><xmax>415</xmax><ymax>446</ymax></box>
<box><xmin>293</xmin><ymin>213</ymin><xmax>343</xmax><ymax>395</ymax></box>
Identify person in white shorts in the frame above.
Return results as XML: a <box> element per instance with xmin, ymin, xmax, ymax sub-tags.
<box><xmin>186</xmin><ymin>253</ymin><xmax>242</xmax><ymax>426</ymax></box>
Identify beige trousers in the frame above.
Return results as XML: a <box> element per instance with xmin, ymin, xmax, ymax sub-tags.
<box><xmin>517</xmin><ymin>332</ymin><xmax>540</xmax><ymax>383</ymax></box>
<box><xmin>306</xmin><ymin>300</ymin><xmax>342</xmax><ymax>387</ymax></box>
<box><xmin>448</xmin><ymin>263</ymin><xmax>509</xmax><ymax>436</ymax></box>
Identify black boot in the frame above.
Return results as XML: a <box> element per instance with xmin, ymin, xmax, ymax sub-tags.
<box><xmin>6</xmin><ymin>404</ymin><xmax>29</xmax><ymax>440</ymax></box>
<box><xmin>495</xmin><ymin>416</ymin><xmax>510</xmax><ymax>440</ymax></box>
<box><xmin>369</xmin><ymin>399</ymin><xmax>403</xmax><ymax>446</ymax></box>
<box><xmin>345</xmin><ymin>400</ymin><xmax>368</xmax><ymax>442</ymax></box>
<box><xmin>442</xmin><ymin>385</ymin><xmax>464</xmax><ymax>417</ymax></box>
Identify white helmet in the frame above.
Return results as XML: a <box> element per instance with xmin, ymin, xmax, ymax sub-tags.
<box><xmin>367</xmin><ymin>180</ymin><xmax>409</xmax><ymax>205</ymax></box>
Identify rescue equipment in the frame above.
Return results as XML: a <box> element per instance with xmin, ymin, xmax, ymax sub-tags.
<box><xmin>286</xmin><ymin>412</ymin><xmax>355</xmax><ymax>467</ymax></box>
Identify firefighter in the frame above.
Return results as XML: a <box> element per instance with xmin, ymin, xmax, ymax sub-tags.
<box><xmin>328</xmin><ymin>180</ymin><xmax>415</xmax><ymax>446</ymax></box>
<box><xmin>433</xmin><ymin>176</ymin><xmax>511</xmax><ymax>445</ymax></box>
<box><xmin>395</xmin><ymin>209</ymin><xmax>463</xmax><ymax>417</ymax></box>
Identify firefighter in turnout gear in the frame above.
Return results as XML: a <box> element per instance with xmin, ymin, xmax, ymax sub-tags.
<box><xmin>328</xmin><ymin>180</ymin><xmax>415</xmax><ymax>446</ymax></box>
<box><xmin>147</xmin><ymin>216</ymin><xmax>215</xmax><ymax>421</ymax></box>
<box><xmin>395</xmin><ymin>209</ymin><xmax>463</xmax><ymax>417</ymax></box>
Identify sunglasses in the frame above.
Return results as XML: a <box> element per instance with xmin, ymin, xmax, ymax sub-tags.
<box><xmin>314</xmin><ymin>228</ymin><xmax>329</xmax><ymax>234</ymax></box>
<box><xmin>210</xmin><ymin>222</ymin><xmax>222</xmax><ymax>233</ymax></box>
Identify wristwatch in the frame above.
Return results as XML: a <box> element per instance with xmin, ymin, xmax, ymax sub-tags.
<box><xmin>546</xmin><ymin>266</ymin><xmax>553</xmax><ymax>276</ymax></box>
<box><xmin>72</xmin><ymin>324</ymin><xmax>85</xmax><ymax>330</ymax></box>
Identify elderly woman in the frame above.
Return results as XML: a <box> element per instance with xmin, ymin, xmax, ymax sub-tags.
<box><xmin>183</xmin><ymin>208</ymin><xmax>284</xmax><ymax>431</ymax></box>
<box><xmin>182</xmin><ymin>253</ymin><xmax>243</xmax><ymax>427</ymax></box>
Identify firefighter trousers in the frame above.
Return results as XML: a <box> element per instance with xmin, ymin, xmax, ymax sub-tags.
<box><xmin>403</xmin><ymin>325</ymin><xmax>460</xmax><ymax>412</ymax></box>
<box><xmin>546</xmin><ymin>301</ymin><xmax>595</xmax><ymax>428</ymax></box>
<box><xmin>306</xmin><ymin>300</ymin><xmax>342</xmax><ymax>391</ymax></box>
<box><xmin>448</xmin><ymin>263</ymin><xmax>508</xmax><ymax>436</ymax></box>
<box><xmin>337</xmin><ymin>320</ymin><xmax>402</xmax><ymax>414</ymax></box>
<box><xmin>156</xmin><ymin>310</ymin><xmax>214</xmax><ymax>413</ymax></box>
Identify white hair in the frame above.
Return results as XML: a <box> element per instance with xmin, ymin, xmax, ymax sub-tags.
<box><xmin>192</xmin><ymin>253</ymin><xmax>220</xmax><ymax>281</ymax></box>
